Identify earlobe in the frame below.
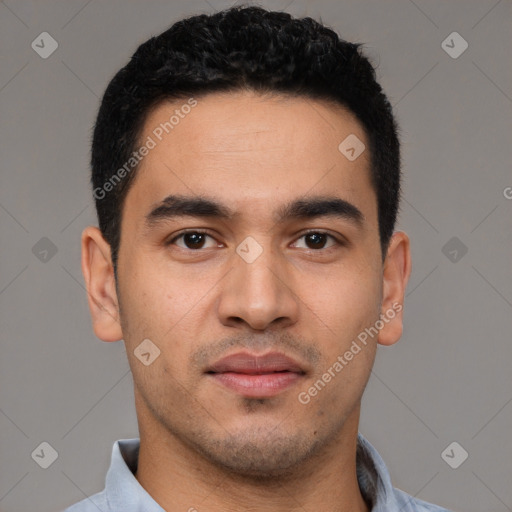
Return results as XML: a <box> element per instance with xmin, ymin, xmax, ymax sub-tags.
<box><xmin>377</xmin><ymin>231</ymin><xmax>412</xmax><ymax>346</ymax></box>
<box><xmin>81</xmin><ymin>226</ymin><xmax>123</xmax><ymax>342</ymax></box>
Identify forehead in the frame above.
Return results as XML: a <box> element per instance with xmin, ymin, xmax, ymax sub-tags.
<box><xmin>123</xmin><ymin>91</ymin><xmax>376</xmax><ymax>228</ymax></box>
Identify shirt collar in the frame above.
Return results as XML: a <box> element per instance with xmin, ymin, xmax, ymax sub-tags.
<box><xmin>105</xmin><ymin>433</ymin><xmax>400</xmax><ymax>511</ymax></box>
<box><xmin>105</xmin><ymin>438</ymin><xmax>165</xmax><ymax>511</ymax></box>
<box><xmin>356</xmin><ymin>432</ymin><xmax>401</xmax><ymax>511</ymax></box>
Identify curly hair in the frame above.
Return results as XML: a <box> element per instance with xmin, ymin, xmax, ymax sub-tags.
<box><xmin>91</xmin><ymin>5</ymin><xmax>401</xmax><ymax>274</ymax></box>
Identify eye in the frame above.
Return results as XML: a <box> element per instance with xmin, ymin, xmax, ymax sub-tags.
<box><xmin>167</xmin><ymin>230</ymin><xmax>343</xmax><ymax>252</ymax></box>
<box><xmin>292</xmin><ymin>231</ymin><xmax>340</xmax><ymax>250</ymax></box>
<box><xmin>167</xmin><ymin>230</ymin><xmax>220</xmax><ymax>250</ymax></box>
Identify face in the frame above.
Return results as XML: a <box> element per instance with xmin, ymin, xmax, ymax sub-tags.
<box><xmin>82</xmin><ymin>90</ymin><xmax>410</xmax><ymax>478</ymax></box>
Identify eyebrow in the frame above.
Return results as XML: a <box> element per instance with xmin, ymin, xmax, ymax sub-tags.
<box><xmin>144</xmin><ymin>194</ymin><xmax>365</xmax><ymax>229</ymax></box>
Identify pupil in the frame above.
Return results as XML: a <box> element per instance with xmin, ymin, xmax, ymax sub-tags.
<box><xmin>185</xmin><ymin>233</ymin><xmax>205</xmax><ymax>249</ymax></box>
<box><xmin>306</xmin><ymin>233</ymin><xmax>326</xmax><ymax>249</ymax></box>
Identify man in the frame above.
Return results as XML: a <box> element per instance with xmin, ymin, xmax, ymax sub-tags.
<box><xmin>65</xmin><ymin>5</ymin><xmax>451</xmax><ymax>512</ymax></box>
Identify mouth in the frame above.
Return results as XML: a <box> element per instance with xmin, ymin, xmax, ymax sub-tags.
<box><xmin>205</xmin><ymin>351</ymin><xmax>306</xmax><ymax>398</ymax></box>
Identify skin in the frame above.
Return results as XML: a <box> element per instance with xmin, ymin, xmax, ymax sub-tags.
<box><xmin>81</xmin><ymin>91</ymin><xmax>411</xmax><ymax>512</ymax></box>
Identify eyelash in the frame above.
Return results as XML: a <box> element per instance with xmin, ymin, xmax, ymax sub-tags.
<box><xmin>166</xmin><ymin>229</ymin><xmax>345</xmax><ymax>251</ymax></box>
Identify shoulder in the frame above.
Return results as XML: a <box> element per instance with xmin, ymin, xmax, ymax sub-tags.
<box><xmin>393</xmin><ymin>486</ymin><xmax>453</xmax><ymax>512</ymax></box>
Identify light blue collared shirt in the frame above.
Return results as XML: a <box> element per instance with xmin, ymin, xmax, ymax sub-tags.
<box><xmin>63</xmin><ymin>433</ymin><xmax>452</xmax><ymax>511</ymax></box>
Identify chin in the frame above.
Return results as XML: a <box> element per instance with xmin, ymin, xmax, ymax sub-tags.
<box><xmin>192</xmin><ymin>428</ymin><xmax>324</xmax><ymax>480</ymax></box>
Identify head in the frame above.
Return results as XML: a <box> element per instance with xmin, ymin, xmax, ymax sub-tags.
<box><xmin>82</xmin><ymin>5</ymin><xmax>411</xmax><ymax>478</ymax></box>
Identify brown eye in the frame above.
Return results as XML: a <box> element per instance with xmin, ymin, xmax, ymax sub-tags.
<box><xmin>292</xmin><ymin>231</ymin><xmax>339</xmax><ymax>250</ymax></box>
<box><xmin>182</xmin><ymin>233</ymin><xmax>206</xmax><ymax>249</ymax></box>
<box><xmin>305</xmin><ymin>233</ymin><xmax>328</xmax><ymax>249</ymax></box>
<box><xmin>169</xmin><ymin>231</ymin><xmax>218</xmax><ymax>250</ymax></box>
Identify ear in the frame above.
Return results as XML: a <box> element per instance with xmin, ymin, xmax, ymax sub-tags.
<box><xmin>377</xmin><ymin>231</ymin><xmax>412</xmax><ymax>346</ymax></box>
<box><xmin>81</xmin><ymin>226</ymin><xmax>123</xmax><ymax>342</ymax></box>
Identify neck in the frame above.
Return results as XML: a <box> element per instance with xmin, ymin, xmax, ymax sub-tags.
<box><xmin>134</xmin><ymin>398</ymin><xmax>369</xmax><ymax>512</ymax></box>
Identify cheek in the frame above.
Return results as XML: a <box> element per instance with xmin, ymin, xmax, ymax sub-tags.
<box><xmin>316</xmin><ymin>270</ymin><xmax>380</xmax><ymax>397</ymax></box>
<box><xmin>118</xmin><ymin>259</ymin><xmax>210</xmax><ymax>375</ymax></box>
<box><xmin>305</xmin><ymin>265</ymin><xmax>381</xmax><ymax>338</ymax></box>
<box><xmin>120</xmin><ymin>253</ymin><xmax>190</xmax><ymax>326</ymax></box>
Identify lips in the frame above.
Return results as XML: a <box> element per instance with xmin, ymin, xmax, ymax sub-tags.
<box><xmin>207</xmin><ymin>352</ymin><xmax>306</xmax><ymax>374</ymax></box>
<box><xmin>206</xmin><ymin>351</ymin><xmax>306</xmax><ymax>398</ymax></box>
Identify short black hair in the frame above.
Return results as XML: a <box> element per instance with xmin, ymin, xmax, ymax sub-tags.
<box><xmin>91</xmin><ymin>5</ymin><xmax>401</xmax><ymax>275</ymax></box>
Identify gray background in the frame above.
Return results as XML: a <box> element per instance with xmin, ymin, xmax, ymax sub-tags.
<box><xmin>0</xmin><ymin>0</ymin><xmax>511</xmax><ymax>511</ymax></box>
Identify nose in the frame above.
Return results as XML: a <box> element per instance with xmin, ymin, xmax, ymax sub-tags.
<box><xmin>216</xmin><ymin>240</ymin><xmax>300</xmax><ymax>332</ymax></box>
